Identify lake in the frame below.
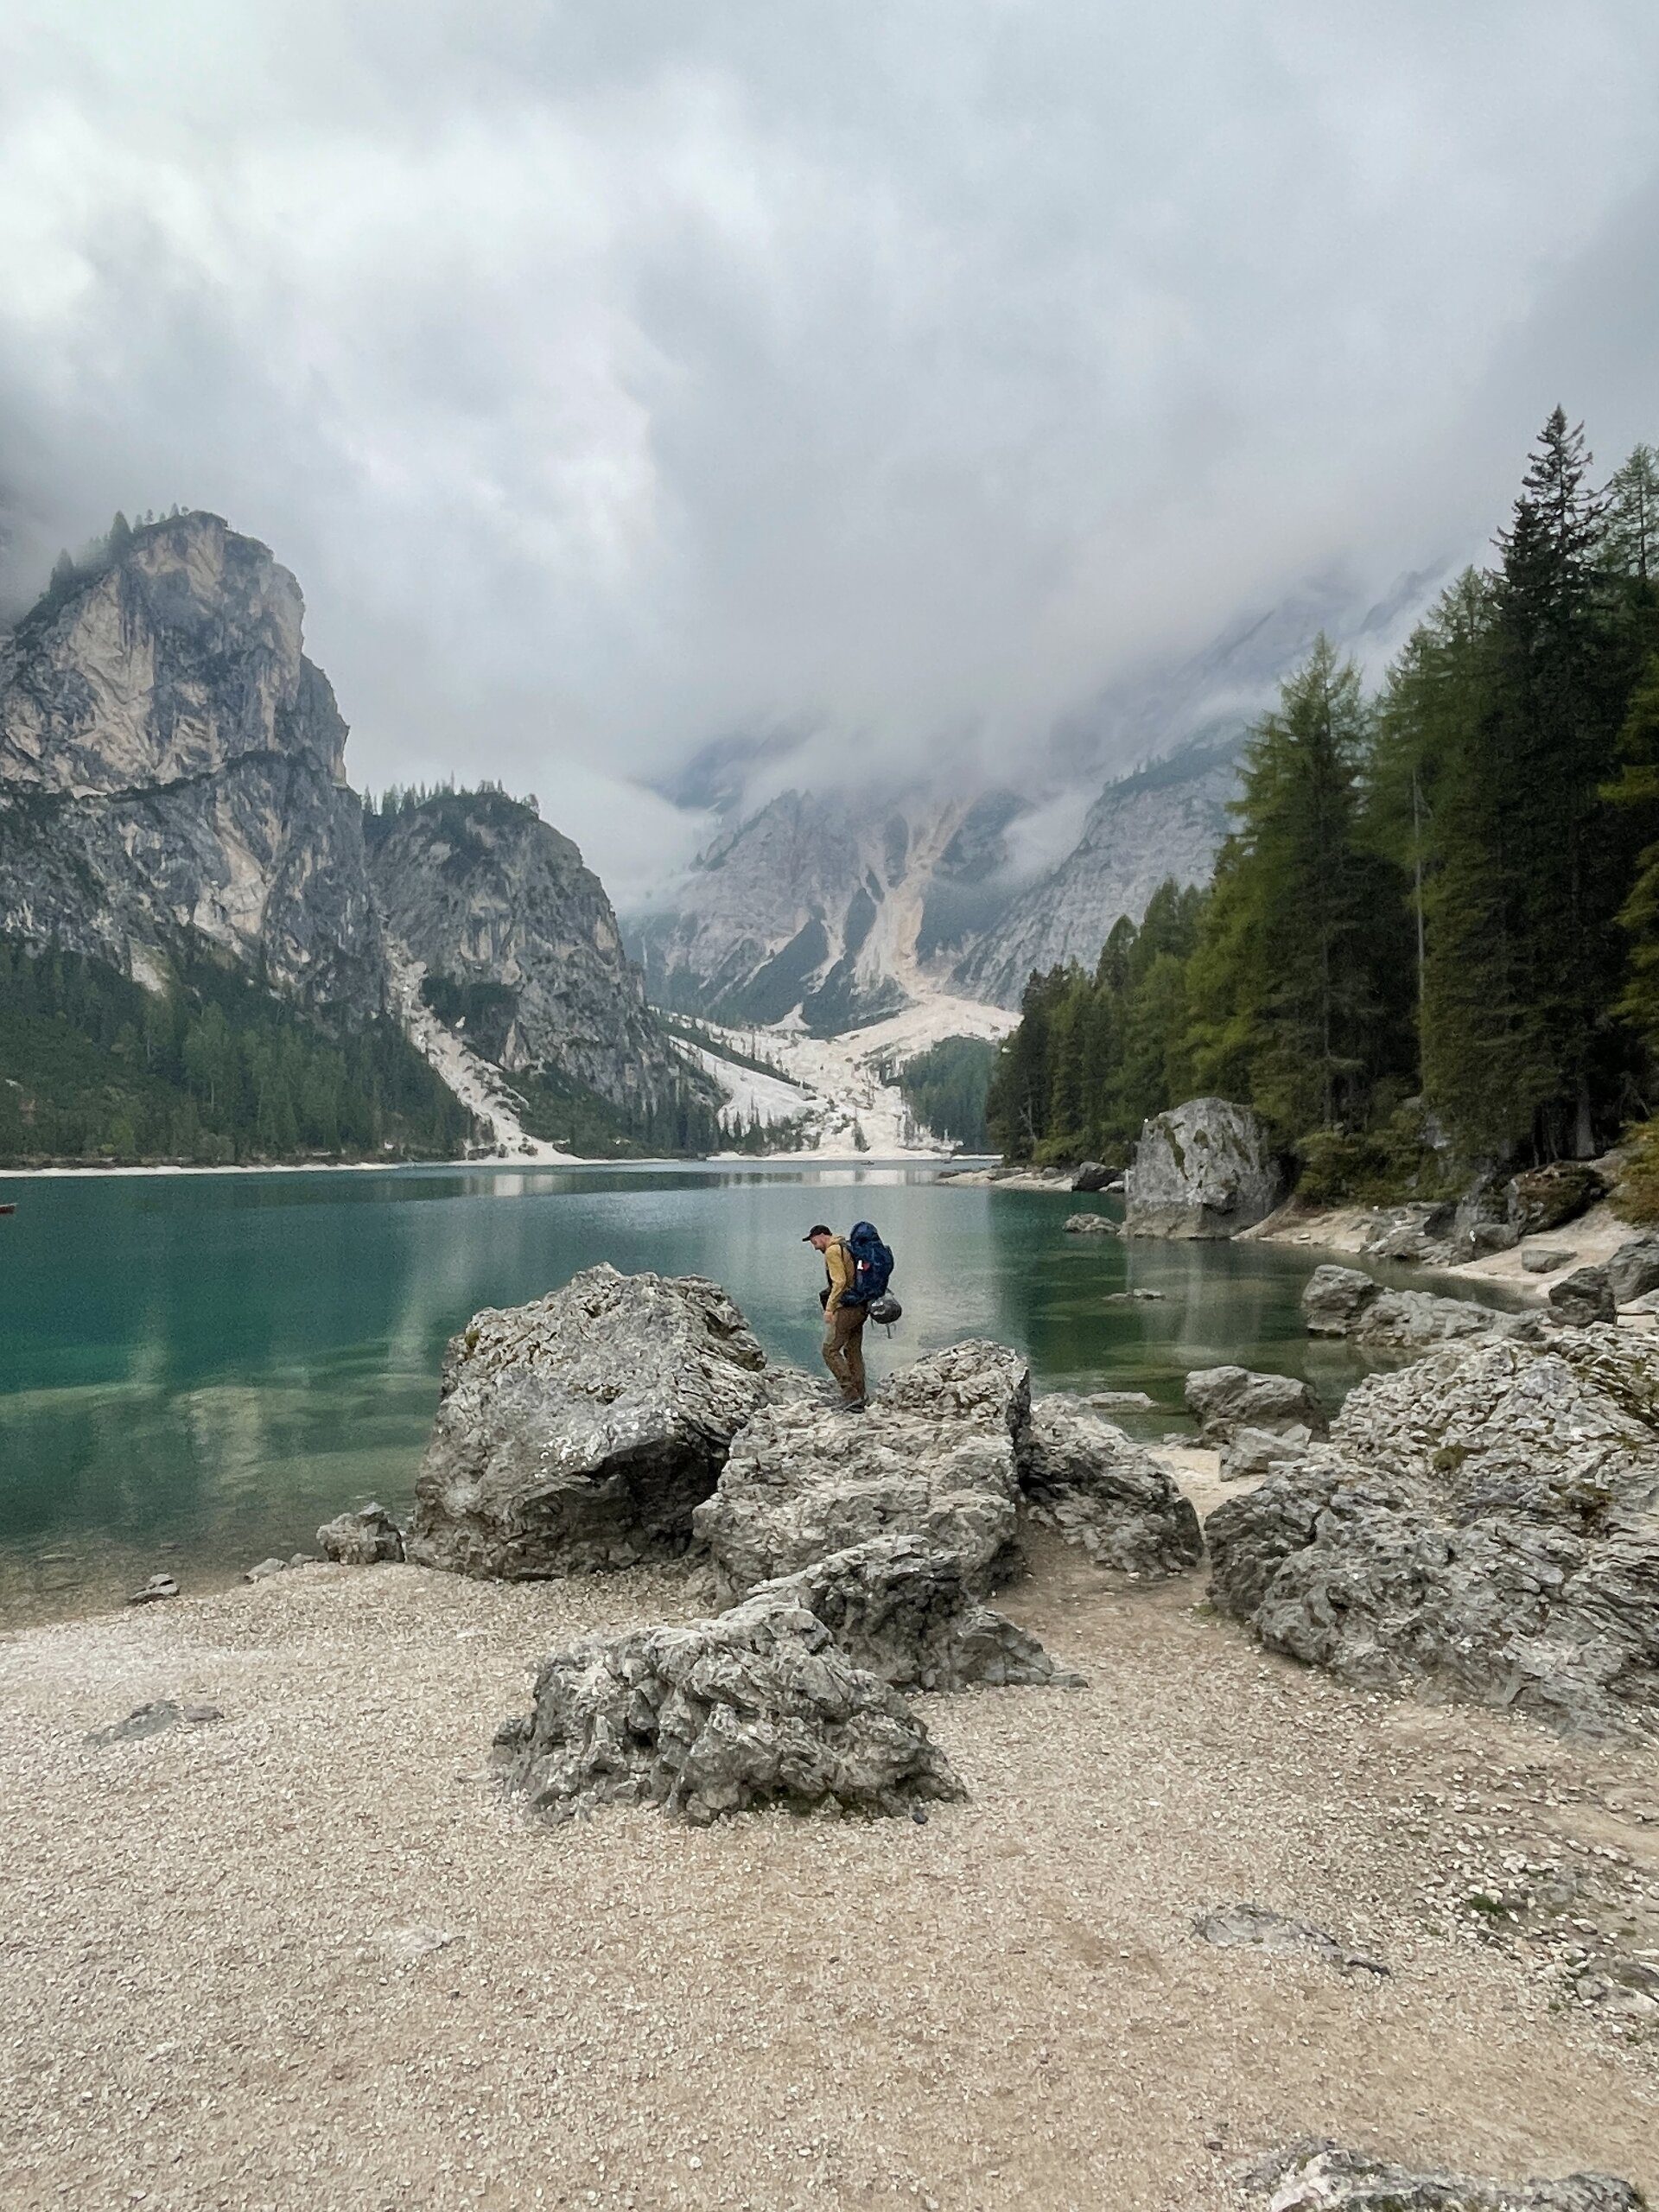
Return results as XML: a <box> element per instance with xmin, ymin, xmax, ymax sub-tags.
<box><xmin>0</xmin><ymin>1160</ymin><xmax>1452</xmax><ymax>1626</ymax></box>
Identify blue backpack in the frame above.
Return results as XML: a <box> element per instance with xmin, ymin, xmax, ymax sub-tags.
<box><xmin>845</xmin><ymin>1220</ymin><xmax>894</xmax><ymax>1306</ymax></box>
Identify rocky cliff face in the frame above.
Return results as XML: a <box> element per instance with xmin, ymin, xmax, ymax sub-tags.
<box><xmin>952</xmin><ymin>738</ymin><xmax>1241</xmax><ymax>1007</ymax></box>
<box><xmin>366</xmin><ymin>789</ymin><xmax>686</xmax><ymax>1113</ymax></box>
<box><xmin>638</xmin><ymin>789</ymin><xmax>952</xmax><ymax>1031</ymax></box>
<box><xmin>0</xmin><ymin>514</ymin><xmax>383</xmax><ymax>1009</ymax></box>
<box><xmin>0</xmin><ymin>514</ymin><xmax>696</xmax><ymax>1135</ymax></box>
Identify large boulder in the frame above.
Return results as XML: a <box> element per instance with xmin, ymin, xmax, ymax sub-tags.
<box><xmin>1548</xmin><ymin>1264</ymin><xmax>1617</xmax><ymax>1326</ymax></box>
<box><xmin>1070</xmin><ymin>1160</ymin><xmax>1115</xmax><ymax>1193</ymax></box>
<box><xmin>1207</xmin><ymin>1330</ymin><xmax>1659</xmax><ymax>1736</ymax></box>
<box><xmin>1243</xmin><ymin>2141</ymin><xmax>1642</xmax><ymax>2211</ymax></box>
<box><xmin>492</xmin><ymin>1593</ymin><xmax>966</xmax><ymax>1826</ymax></box>
<box><xmin>406</xmin><ymin>1266</ymin><xmax>769</xmax><ymax>1580</ymax></box>
<box><xmin>1509</xmin><ymin>1161</ymin><xmax>1606</xmax><ymax>1236</ymax></box>
<box><xmin>1300</xmin><ymin>1264</ymin><xmax>1515</xmax><ymax>1352</ymax></box>
<box><xmin>1219</xmin><ymin>1426</ymin><xmax>1313</xmax><ymax>1484</ymax></box>
<box><xmin>1607</xmin><ymin>1232</ymin><xmax>1659</xmax><ymax>1305</ymax></box>
<box><xmin>1019</xmin><ymin>1395</ymin><xmax>1202</xmax><ymax>1573</ymax></box>
<box><xmin>696</xmin><ymin>1341</ymin><xmax>1029</xmax><ymax>1607</ymax></box>
<box><xmin>1123</xmin><ymin>1097</ymin><xmax>1285</xmax><ymax>1239</ymax></box>
<box><xmin>1183</xmin><ymin>1364</ymin><xmax>1325</xmax><ymax>1445</ymax></box>
<box><xmin>749</xmin><ymin>1536</ymin><xmax>1078</xmax><ymax>1691</ymax></box>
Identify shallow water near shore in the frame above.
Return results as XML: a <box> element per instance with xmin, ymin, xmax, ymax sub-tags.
<box><xmin>0</xmin><ymin>1160</ymin><xmax>1497</xmax><ymax>1625</ymax></box>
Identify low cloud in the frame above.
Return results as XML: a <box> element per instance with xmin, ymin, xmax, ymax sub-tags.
<box><xmin>3</xmin><ymin>2</ymin><xmax>1658</xmax><ymax>891</ymax></box>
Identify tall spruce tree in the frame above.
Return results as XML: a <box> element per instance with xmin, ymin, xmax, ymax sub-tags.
<box><xmin>1187</xmin><ymin>637</ymin><xmax>1403</xmax><ymax>1135</ymax></box>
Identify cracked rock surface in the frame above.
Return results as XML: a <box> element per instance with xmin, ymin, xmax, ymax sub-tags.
<box><xmin>1241</xmin><ymin>2139</ymin><xmax>1643</xmax><ymax>2209</ymax></box>
<box><xmin>1207</xmin><ymin>1329</ymin><xmax>1659</xmax><ymax>1735</ymax></box>
<box><xmin>492</xmin><ymin>1591</ymin><xmax>966</xmax><ymax>1825</ymax></box>
<box><xmin>407</xmin><ymin>1266</ymin><xmax>769</xmax><ymax>1580</ymax></box>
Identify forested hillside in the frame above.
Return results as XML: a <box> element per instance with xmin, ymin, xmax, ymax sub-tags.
<box><xmin>988</xmin><ymin>411</ymin><xmax>1659</xmax><ymax>1198</ymax></box>
<box><xmin>0</xmin><ymin>939</ymin><xmax>477</xmax><ymax>1166</ymax></box>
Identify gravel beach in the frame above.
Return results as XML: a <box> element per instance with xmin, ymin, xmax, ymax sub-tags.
<box><xmin>3</xmin><ymin>1494</ymin><xmax>1656</xmax><ymax>2212</ymax></box>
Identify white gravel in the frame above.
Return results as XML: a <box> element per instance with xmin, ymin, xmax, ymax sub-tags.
<box><xmin>3</xmin><ymin>1535</ymin><xmax>1656</xmax><ymax>2212</ymax></box>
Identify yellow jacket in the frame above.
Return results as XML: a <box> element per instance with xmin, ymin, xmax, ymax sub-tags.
<box><xmin>823</xmin><ymin>1236</ymin><xmax>856</xmax><ymax>1315</ymax></box>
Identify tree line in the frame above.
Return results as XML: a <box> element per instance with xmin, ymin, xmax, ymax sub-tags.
<box><xmin>0</xmin><ymin>939</ymin><xmax>477</xmax><ymax>1166</ymax></box>
<box><xmin>988</xmin><ymin>411</ymin><xmax>1659</xmax><ymax>1198</ymax></box>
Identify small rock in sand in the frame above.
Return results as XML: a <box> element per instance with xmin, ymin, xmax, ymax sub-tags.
<box><xmin>1522</xmin><ymin>1247</ymin><xmax>1576</xmax><ymax>1274</ymax></box>
<box><xmin>85</xmin><ymin>1700</ymin><xmax>222</xmax><ymax>1748</ymax></box>
<box><xmin>1194</xmin><ymin>1903</ymin><xmax>1387</xmax><ymax>1979</ymax></box>
<box><xmin>126</xmin><ymin>1573</ymin><xmax>180</xmax><ymax>1606</ymax></box>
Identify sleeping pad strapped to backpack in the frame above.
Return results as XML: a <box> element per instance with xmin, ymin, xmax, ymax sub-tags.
<box><xmin>845</xmin><ymin>1221</ymin><xmax>894</xmax><ymax>1307</ymax></box>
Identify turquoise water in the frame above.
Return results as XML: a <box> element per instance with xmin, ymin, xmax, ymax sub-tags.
<box><xmin>0</xmin><ymin>1162</ymin><xmax>1465</xmax><ymax>1625</ymax></box>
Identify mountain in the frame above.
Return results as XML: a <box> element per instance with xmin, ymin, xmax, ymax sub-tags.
<box><xmin>636</xmin><ymin>789</ymin><xmax>984</xmax><ymax>1032</ymax></box>
<box><xmin>950</xmin><ymin>734</ymin><xmax>1243</xmax><ymax>1006</ymax></box>
<box><xmin>365</xmin><ymin>787</ymin><xmax>687</xmax><ymax>1118</ymax></box>
<box><xmin>0</xmin><ymin>513</ymin><xmax>383</xmax><ymax>1010</ymax></box>
<box><xmin>635</xmin><ymin>569</ymin><xmax>1440</xmax><ymax>1028</ymax></box>
<box><xmin>0</xmin><ymin>513</ymin><xmax>705</xmax><ymax>1161</ymax></box>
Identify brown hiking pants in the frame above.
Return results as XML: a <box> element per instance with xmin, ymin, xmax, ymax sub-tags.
<box><xmin>822</xmin><ymin>1304</ymin><xmax>868</xmax><ymax>1405</ymax></box>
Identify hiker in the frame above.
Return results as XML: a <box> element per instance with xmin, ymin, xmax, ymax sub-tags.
<box><xmin>804</xmin><ymin>1222</ymin><xmax>868</xmax><ymax>1412</ymax></box>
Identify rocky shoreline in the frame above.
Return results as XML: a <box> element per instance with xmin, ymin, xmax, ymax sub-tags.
<box><xmin>7</xmin><ymin>1258</ymin><xmax>1659</xmax><ymax>2205</ymax></box>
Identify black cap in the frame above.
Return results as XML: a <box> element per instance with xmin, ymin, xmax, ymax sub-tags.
<box><xmin>803</xmin><ymin>1224</ymin><xmax>833</xmax><ymax>1241</ymax></box>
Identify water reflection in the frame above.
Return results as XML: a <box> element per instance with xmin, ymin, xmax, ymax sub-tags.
<box><xmin>0</xmin><ymin>1163</ymin><xmax>1509</xmax><ymax>1624</ymax></box>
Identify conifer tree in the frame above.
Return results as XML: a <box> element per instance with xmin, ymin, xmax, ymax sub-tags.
<box><xmin>1187</xmin><ymin>637</ymin><xmax>1402</xmax><ymax>1133</ymax></box>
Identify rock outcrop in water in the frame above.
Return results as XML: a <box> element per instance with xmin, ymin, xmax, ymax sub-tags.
<box><xmin>1183</xmin><ymin>1365</ymin><xmax>1325</xmax><ymax>1446</ymax></box>
<box><xmin>492</xmin><ymin>1592</ymin><xmax>967</xmax><ymax>1825</ymax></box>
<box><xmin>407</xmin><ymin>1267</ymin><xmax>769</xmax><ymax>1579</ymax></box>
<box><xmin>1300</xmin><ymin>1264</ymin><xmax>1519</xmax><ymax>1352</ymax></box>
<box><xmin>1123</xmin><ymin>1097</ymin><xmax>1284</xmax><ymax>1238</ymax></box>
<box><xmin>1206</xmin><ymin>1327</ymin><xmax>1659</xmax><ymax>1736</ymax></box>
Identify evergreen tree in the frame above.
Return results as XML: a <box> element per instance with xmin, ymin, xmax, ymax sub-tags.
<box><xmin>1187</xmin><ymin>637</ymin><xmax>1403</xmax><ymax>1133</ymax></box>
<box><xmin>1606</xmin><ymin>444</ymin><xmax>1659</xmax><ymax>588</ymax></box>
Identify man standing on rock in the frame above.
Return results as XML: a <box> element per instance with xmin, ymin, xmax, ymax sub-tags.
<box><xmin>804</xmin><ymin>1224</ymin><xmax>867</xmax><ymax>1412</ymax></box>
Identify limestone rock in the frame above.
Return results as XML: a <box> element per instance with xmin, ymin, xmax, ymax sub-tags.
<box><xmin>1301</xmin><ymin>1265</ymin><xmax>1382</xmax><ymax>1337</ymax></box>
<box><xmin>1124</xmin><ymin>1096</ymin><xmax>1284</xmax><ymax>1238</ymax></box>
<box><xmin>84</xmin><ymin>1700</ymin><xmax>222</xmax><ymax>1748</ymax></box>
<box><xmin>366</xmin><ymin>787</ymin><xmax>694</xmax><ymax>1121</ymax></box>
<box><xmin>1219</xmin><ymin>1426</ymin><xmax>1313</xmax><ymax>1484</ymax></box>
<box><xmin>244</xmin><ymin>1556</ymin><xmax>289</xmax><ymax>1583</ymax></box>
<box><xmin>1070</xmin><ymin>1161</ymin><xmax>1115</xmax><ymax>1192</ymax></box>
<box><xmin>1063</xmin><ymin>1211</ymin><xmax>1118</xmax><ymax>1236</ymax></box>
<box><xmin>1522</xmin><ymin>1247</ymin><xmax>1576</xmax><ymax>1274</ymax></box>
<box><xmin>126</xmin><ymin>1573</ymin><xmax>180</xmax><ymax>1605</ymax></box>
<box><xmin>1549</xmin><ymin>1265</ymin><xmax>1616</xmax><ymax>1326</ymax></box>
<box><xmin>1242</xmin><ymin>2140</ymin><xmax>1642</xmax><ymax>2210</ymax></box>
<box><xmin>1184</xmin><ymin>1364</ymin><xmax>1325</xmax><ymax>1445</ymax></box>
<box><xmin>696</xmin><ymin>1344</ymin><xmax>1027</xmax><ymax>1607</ymax></box>
<box><xmin>1607</xmin><ymin>1233</ymin><xmax>1659</xmax><ymax>1305</ymax></box>
<box><xmin>1360</xmin><ymin>1202</ymin><xmax>1457</xmax><ymax>1265</ymax></box>
<box><xmin>1087</xmin><ymin>1389</ymin><xmax>1156</xmax><ymax>1413</ymax></box>
<box><xmin>493</xmin><ymin>1594</ymin><xmax>966</xmax><ymax>1826</ymax></box>
<box><xmin>1207</xmin><ymin>1330</ymin><xmax>1659</xmax><ymax>1735</ymax></box>
<box><xmin>1020</xmin><ymin>1395</ymin><xmax>1202</xmax><ymax>1573</ymax></box>
<box><xmin>1193</xmin><ymin>1904</ymin><xmax>1387</xmax><ymax>1978</ymax></box>
<box><xmin>1300</xmin><ymin>1264</ymin><xmax>1514</xmax><ymax>1352</ymax></box>
<box><xmin>0</xmin><ymin>513</ymin><xmax>385</xmax><ymax>1013</ymax></box>
<box><xmin>316</xmin><ymin>1503</ymin><xmax>405</xmax><ymax>1567</ymax></box>
<box><xmin>749</xmin><ymin>1535</ymin><xmax>1079</xmax><ymax>1691</ymax></box>
<box><xmin>406</xmin><ymin>1268</ymin><xmax>768</xmax><ymax>1580</ymax></box>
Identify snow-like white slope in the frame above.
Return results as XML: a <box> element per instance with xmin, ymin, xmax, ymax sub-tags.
<box><xmin>692</xmin><ymin>991</ymin><xmax>1016</xmax><ymax>1159</ymax></box>
<box><xmin>384</xmin><ymin>943</ymin><xmax>581</xmax><ymax>1164</ymax></box>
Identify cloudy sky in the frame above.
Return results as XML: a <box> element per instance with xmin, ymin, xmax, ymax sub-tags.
<box><xmin>3</xmin><ymin>2</ymin><xmax>1659</xmax><ymax>899</ymax></box>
